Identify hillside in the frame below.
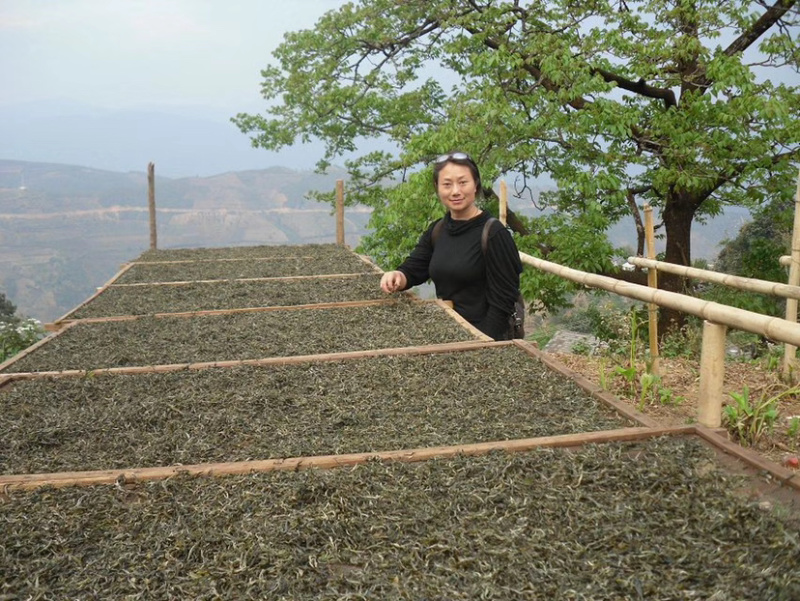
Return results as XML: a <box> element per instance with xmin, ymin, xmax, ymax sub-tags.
<box><xmin>0</xmin><ymin>160</ymin><xmax>372</xmax><ymax>322</ymax></box>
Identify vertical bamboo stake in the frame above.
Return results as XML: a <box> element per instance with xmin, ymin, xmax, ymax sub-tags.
<box><xmin>147</xmin><ymin>162</ymin><xmax>157</xmax><ymax>250</ymax></box>
<box><xmin>784</xmin><ymin>168</ymin><xmax>800</xmax><ymax>382</ymax></box>
<box><xmin>697</xmin><ymin>321</ymin><xmax>728</xmax><ymax>428</ymax></box>
<box><xmin>644</xmin><ymin>205</ymin><xmax>660</xmax><ymax>376</ymax></box>
<box><xmin>335</xmin><ymin>179</ymin><xmax>345</xmax><ymax>246</ymax></box>
<box><xmin>499</xmin><ymin>180</ymin><xmax>508</xmax><ymax>226</ymax></box>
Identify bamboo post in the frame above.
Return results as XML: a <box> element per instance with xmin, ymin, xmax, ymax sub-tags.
<box><xmin>147</xmin><ymin>162</ymin><xmax>157</xmax><ymax>250</ymax></box>
<box><xmin>643</xmin><ymin>205</ymin><xmax>659</xmax><ymax>376</ymax></box>
<box><xmin>335</xmin><ymin>179</ymin><xmax>345</xmax><ymax>246</ymax></box>
<box><xmin>499</xmin><ymin>180</ymin><xmax>508</xmax><ymax>226</ymax></box>
<box><xmin>784</xmin><ymin>168</ymin><xmax>800</xmax><ymax>382</ymax></box>
<box><xmin>697</xmin><ymin>321</ymin><xmax>728</xmax><ymax>428</ymax></box>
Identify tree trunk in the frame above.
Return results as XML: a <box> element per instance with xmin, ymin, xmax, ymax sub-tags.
<box><xmin>658</xmin><ymin>194</ymin><xmax>696</xmax><ymax>333</ymax></box>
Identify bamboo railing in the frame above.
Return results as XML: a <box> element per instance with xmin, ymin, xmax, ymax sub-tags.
<box><xmin>518</xmin><ymin>251</ymin><xmax>800</xmax><ymax>428</ymax></box>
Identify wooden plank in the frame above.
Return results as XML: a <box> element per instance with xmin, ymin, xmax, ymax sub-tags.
<box><xmin>109</xmin><ymin>272</ymin><xmax>371</xmax><ymax>288</ymax></box>
<box><xmin>355</xmin><ymin>253</ymin><xmax>384</xmax><ymax>274</ymax></box>
<box><xmin>435</xmin><ymin>300</ymin><xmax>493</xmax><ymax>341</ymax></box>
<box><xmin>51</xmin><ymin>297</ymin><xmax>417</xmax><ymax>327</ymax></box>
<box><xmin>148</xmin><ymin>162</ymin><xmax>157</xmax><ymax>250</ymax></box>
<box><xmin>512</xmin><ymin>340</ymin><xmax>661</xmax><ymax>428</ymax></box>
<box><xmin>0</xmin><ymin>426</ymin><xmax>692</xmax><ymax>490</ymax></box>
<box><xmin>693</xmin><ymin>425</ymin><xmax>800</xmax><ymax>492</ymax></box>
<box><xmin>1</xmin><ymin>339</ymin><xmax>512</xmax><ymax>381</ymax></box>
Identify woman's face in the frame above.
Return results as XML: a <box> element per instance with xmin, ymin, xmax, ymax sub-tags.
<box><xmin>436</xmin><ymin>162</ymin><xmax>478</xmax><ymax>220</ymax></box>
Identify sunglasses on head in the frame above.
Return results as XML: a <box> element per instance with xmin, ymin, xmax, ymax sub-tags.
<box><xmin>434</xmin><ymin>152</ymin><xmax>472</xmax><ymax>164</ymax></box>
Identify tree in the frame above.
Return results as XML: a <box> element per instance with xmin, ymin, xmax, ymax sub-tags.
<box><xmin>705</xmin><ymin>193</ymin><xmax>793</xmax><ymax>317</ymax></box>
<box><xmin>0</xmin><ymin>291</ymin><xmax>16</xmax><ymax>322</ymax></box>
<box><xmin>0</xmin><ymin>291</ymin><xmax>43</xmax><ymax>362</ymax></box>
<box><xmin>234</xmin><ymin>0</ymin><xmax>800</xmax><ymax>327</ymax></box>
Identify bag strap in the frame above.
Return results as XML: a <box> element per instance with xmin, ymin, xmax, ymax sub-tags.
<box><xmin>431</xmin><ymin>216</ymin><xmax>497</xmax><ymax>255</ymax></box>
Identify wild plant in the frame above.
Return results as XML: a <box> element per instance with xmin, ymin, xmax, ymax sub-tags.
<box><xmin>722</xmin><ymin>386</ymin><xmax>797</xmax><ymax>447</ymax></box>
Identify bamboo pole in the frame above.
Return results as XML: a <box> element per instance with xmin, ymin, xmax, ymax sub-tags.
<box><xmin>643</xmin><ymin>205</ymin><xmax>660</xmax><ymax>376</ymax></box>
<box><xmin>784</xmin><ymin>168</ymin><xmax>800</xmax><ymax>381</ymax></box>
<box><xmin>147</xmin><ymin>162</ymin><xmax>157</xmax><ymax>250</ymax></box>
<box><xmin>0</xmin><ymin>426</ymin><xmax>690</xmax><ymax>491</ymax></box>
<box><xmin>519</xmin><ymin>252</ymin><xmax>800</xmax><ymax>348</ymax></box>
<box><xmin>336</xmin><ymin>179</ymin><xmax>345</xmax><ymax>246</ymax></box>
<box><xmin>697</xmin><ymin>321</ymin><xmax>728</xmax><ymax>428</ymax></box>
<box><xmin>499</xmin><ymin>180</ymin><xmax>508</xmax><ymax>226</ymax></box>
<box><xmin>628</xmin><ymin>257</ymin><xmax>800</xmax><ymax>300</ymax></box>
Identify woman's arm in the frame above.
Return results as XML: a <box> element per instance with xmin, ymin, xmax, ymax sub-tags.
<box><xmin>394</xmin><ymin>220</ymin><xmax>440</xmax><ymax>290</ymax></box>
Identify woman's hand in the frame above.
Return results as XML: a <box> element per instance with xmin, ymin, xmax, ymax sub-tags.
<box><xmin>380</xmin><ymin>270</ymin><xmax>407</xmax><ymax>294</ymax></box>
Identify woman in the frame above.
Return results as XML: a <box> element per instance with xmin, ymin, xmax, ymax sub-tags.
<box><xmin>380</xmin><ymin>152</ymin><xmax>522</xmax><ymax>340</ymax></box>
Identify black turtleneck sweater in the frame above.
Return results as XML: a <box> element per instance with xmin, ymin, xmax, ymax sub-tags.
<box><xmin>396</xmin><ymin>212</ymin><xmax>522</xmax><ymax>340</ymax></box>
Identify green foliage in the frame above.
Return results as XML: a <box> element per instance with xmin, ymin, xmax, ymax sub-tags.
<box><xmin>0</xmin><ymin>318</ymin><xmax>44</xmax><ymax>363</ymax></box>
<box><xmin>723</xmin><ymin>386</ymin><xmax>791</xmax><ymax>447</ymax></box>
<box><xmin>659</xmin><ymin>319</ymin><xmax>704</xmax><ymax>360</ymax></box>
<box><xmin>0</xmin><ymin>290</ymin><xmax>44</xmax><ymax>362</ymax></box>
<box><xmin>235</xmin><ymin>0</ymin><xmax>800</xmax><ymax>314</ymax></box>
<box><xmin>584</xmin><ymin>301</ymin><xmax>649</xmax><ymax>356</ymax></box>
<box><xmin>528</xmin><ymin>322</ymin><xmax>556</xmax><ymax>350</ymax></box>
<box><xmin>702</xmin><ymin>195</ymin><xmax>793</xmax><ymax>318</ymax></box>
<box><xmin>788</xmin><ymin>416</ymin><xmax>800</xmax><ymax>449</ymax></box>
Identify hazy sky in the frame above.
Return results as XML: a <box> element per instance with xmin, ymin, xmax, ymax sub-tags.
<box><xmin>0</xmin><ymin>0</ymin><xmax>348</xmax><ymax>112</ymax></box>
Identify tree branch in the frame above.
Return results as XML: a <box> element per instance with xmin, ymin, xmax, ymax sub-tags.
<box><xmin>724</xmin><ymin>0</ymin><xmax>798</xmax><ymax>57</ymax></box>
<box><xmin>695</xmin><ymin>0</ymin><xmax>799</xmax><ymax>89</ymax></box>
<box><xmin>591</xmin><ymin>68</ymin><xmax>678</xmax><ymax>109</ymax></box>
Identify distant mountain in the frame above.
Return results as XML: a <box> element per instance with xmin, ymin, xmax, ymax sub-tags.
<box><xmin>0</xmin><ymin>159</ymin><xmax>372</xmax><ymax>322</ymax></box>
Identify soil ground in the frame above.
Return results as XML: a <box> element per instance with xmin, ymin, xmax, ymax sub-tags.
<box><xmin>547</xmin><ymin>349</ymin><xmax>800</xmax><ymax>468</ymax></box>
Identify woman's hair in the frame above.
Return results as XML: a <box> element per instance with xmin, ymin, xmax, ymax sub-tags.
<box><xmin>433</xmin><ymin>152</ymin><xmax>482</xmax><ymax>196</ymax></box>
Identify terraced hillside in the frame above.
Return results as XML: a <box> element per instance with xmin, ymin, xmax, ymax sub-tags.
<box><xmin>1</xmin><ymin>242</ymin><xmax>798</xmax><ymax>599</ymax></box>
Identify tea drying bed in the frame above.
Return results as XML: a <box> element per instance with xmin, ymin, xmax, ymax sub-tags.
<box><xmin>114</xmin><ymin>252</ymin><xmax>377</xmax><ymax>284</ymax></box>
<box><xmin>1</xmin><ymin>242</ymin><xmax>799</xmax><ymax>599</ymax></box>
<box><xmin>2</xmin><ymin>438</ymin><xmax>798</xmax><ymax>599</ymax></box>
<box><xmin>0</xmin><ymin>345</ymin><xmax>634</xmax><ymax>476</ymax></box>
<box><xmin>66</xmin><ymin>273</ymin><xmax>387</xmax><ymax>319</ymax></box>
<box><xmin>2</xmin><ymin>301</ymin><xmax>476</xmax><ymax>373</ymax></box>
